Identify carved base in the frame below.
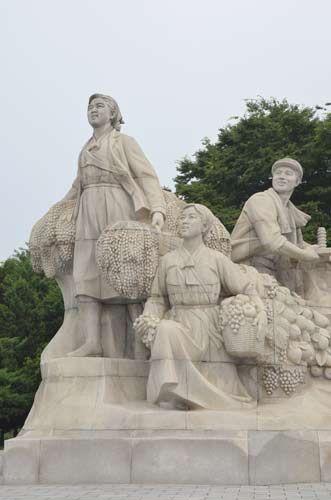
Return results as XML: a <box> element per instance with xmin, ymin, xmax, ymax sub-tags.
<box><xmin>20</xmin><ymin>357</ymin><xmax>331</xmax><ymax>432</ymax></box>
<box><xmin>4</xmin><ymin>356</ymin><xmax>331</xmax><ymax>485</ymax></box>
<box><xmin>23</xmin><ymin>358</ymin><xmax>149</xmax><ymax>432</ymax></box>
<box><xmin>3</xmin><ymin>429</ymin><xmax>331</xmax><ymax>485</ymax></box>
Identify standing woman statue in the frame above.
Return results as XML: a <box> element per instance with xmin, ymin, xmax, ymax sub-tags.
<box><xmin>62</xmin><ymin>93</ymin><xmax>166</xmax><ymax>357</ymax></box>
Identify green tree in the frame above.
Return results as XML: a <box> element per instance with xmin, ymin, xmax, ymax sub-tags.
<box><xmin>0</xmin><ymin>249</ymin><xmax>63</xmax><ymax>445</ymax></box>
<box><xmin>175</xmin><ymin>98</ymin><xmax>331</xmax><ymax>242</ymax></box>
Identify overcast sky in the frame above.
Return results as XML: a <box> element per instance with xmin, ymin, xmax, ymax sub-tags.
<box><xmin>1</xmin><ymin>0</ymin><xmax>331</xmax><ymax>261</ymax></box>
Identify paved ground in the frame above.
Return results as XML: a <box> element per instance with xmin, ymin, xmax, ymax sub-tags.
<box><xmin>0</xmin><ymin>484</ymin><xmax>331</xmax><ymax>500</ymax></box>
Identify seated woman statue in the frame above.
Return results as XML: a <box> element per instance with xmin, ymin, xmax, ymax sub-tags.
<box><xmin>231</xmin><ymin>158</ymin><xmax>320</xmax><ymax>292</ymax></box>
<box><xmin>135</xmin><ymin>204</ymin><xmax>266</xmax><ymax>410</ymax></box>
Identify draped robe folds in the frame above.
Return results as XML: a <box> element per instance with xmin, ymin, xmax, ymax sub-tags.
<box><xmin>143</xmin><ymin>244</ymin><xmax>255</xmax><ymax>409</ymax></box>
<box><xmin>231</xmin><ymin>188</ymin><xmax>310</xmax><ymax>291</ymax></box>
<box><xmin>65</xmin><ymin>128</ymin><xmax>166</xmax><ymax>300</ymax></box>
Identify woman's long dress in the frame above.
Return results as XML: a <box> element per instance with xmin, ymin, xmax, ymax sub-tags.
<box><xmin>143</xmin><ymin>244</ymin><xmax>254</xmax><ymax>409</ymax></box>
<box><xmin>73</xmin><ymin>132</ymin><xmax>137</xmax><ymax>300</ymax></box>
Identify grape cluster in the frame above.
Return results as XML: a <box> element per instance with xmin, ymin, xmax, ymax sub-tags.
<box><xmin>263</xmin><ymin>365</ymin><xmax>304</xmax><ymax>396</ymax></box>
<box><xmin>55</xmin><ymin>201</ymin><xmax>76</xmax><ymax>244</ymax></box>
<box><xmin>56</xmin><ymin>245</ymin><xmax>74</xmax><ymax>273</ymax></box>
<box><xmin>277</xmin><ymin>348</ymin><xmax>287</xmax><ymax>364</ymax></box>
<box><xmin>219</xmin><ymin>295</ymin><xmax>258</xmax><ymax>336</ymax></box>
<box><xmin>203</xmin><ymin>220</ymin><xmax>231</xmax><ymax>257</ymax></box>
<box><xmin>223</xmin><ymin>303</ymin><xmax>245</xmax><ymax>334</ymax></box>
<box><xmin>133</xmin><ymin>313</ymin><xmax>160</xmax><ymax>349</ymax></box>
<box><xmin>96</xmin><ymin>221</ymin><xmax>160</xmax><ymax>299</ymax></box>
<box><xmin>55</xmin><ymin>201</ymin><xmax>76</xmax><ymax>272</ymax></box>
<box><xmin>30</xmin><ymin>215</ymin><xmax>47</xmax><ymax>273</ymax></box>
<box><xmin>267</xmin><ymin>283</ymin><xmax>279</xmax><ymax>299</ymax></box>
<box><xmin>29</xmin><ymin>199</ymin><xmax>76</xmax><ymax>277</ymax></box>
<box><xmin>40</xmin><ymin>246</ymin><xmax>57</xmax><ymax>278</ymax></box>
<box><xmin>40</xmin><ymin>203</ymin><xmax>63</xmax><ymax>246</ymax></box>
<box><xmin>266</xmin><ymin>301</ymin><xmax>274</xmax><ymax>324</ymax></box>
<box><xmin>279</xmin><ymin>367</ymin><xmax>304</xmax><ymax>395</ymax></box>
<box><xmin>162</xmin><ymin>190</ymin><xmax>186</xmax><ymax>235</ymax></box>
<box><xmin>263</xmin><ymin>366</ymin><xmax>279</xmax><ymax>395</ymax></box>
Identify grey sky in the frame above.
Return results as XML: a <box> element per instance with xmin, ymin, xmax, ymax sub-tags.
<box><xmin>1</xmin><ymin>0</ymin><xmax>331</xmax><ymax>261</ymax></box>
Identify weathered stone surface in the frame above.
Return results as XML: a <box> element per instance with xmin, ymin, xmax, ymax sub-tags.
<box><xmin>3</xmin><ymin>431</ymin><xmax>328</xmax><ymax>485</ymax></box>
<box><xmin>318</xmin><ymin>431</ymin><xmax>331</xmax><ymax>481</ymax></box>
<box><xmin>131</xmin><ymin>432</ymin><xmax>249</xmax><ymax>484</ymax></box>
<box><xmin>248</xmin><ymin>431</ymin><xmax>320</xmax><ymax>484</ymax></box>
<box><xmin>23</xmin><ymin>358</ymin><xmax>148</xmax><ymax>432</ymax></box>
<box><xmin>4</xmin><ymin>439</ymin><xmax>40</xmax><ymax>484</ymax></box>
<box><xmin>39</xmin><ymin>438</ymin><xmax>131</xmax><ymax>484</ymax></box>
<box><xmin>186</xmin><ymin>408</ymin><xmax>257</xmax><ymax>431</ymax></box>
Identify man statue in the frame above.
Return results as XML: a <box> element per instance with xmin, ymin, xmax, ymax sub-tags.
<box><xmin>231</xmin><ymin>158</ymin><xmax>319</xmax><ymax>290</ymax></box>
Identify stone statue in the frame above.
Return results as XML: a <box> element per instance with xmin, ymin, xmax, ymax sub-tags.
<box><xmin>59</xmin><ymin>93</ymin><xmax>166</xmax><ymax>357</ymax></box>
<box><xmin>231</xmin><ymin>158</ymin><xmax>320</xmax><ymax>291</ymax></box>
<box><xmin>7</xmin><ymin>107</ymin><xmax>331</xmax><ymax>486</ymax></box>
<box><xmin>134</xmin><ymin>204</ymin><xmax>267</xmax><ymax>410</ymax></box>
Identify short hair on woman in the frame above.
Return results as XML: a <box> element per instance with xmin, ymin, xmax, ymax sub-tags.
<box><xmin>181</xmin><ymin>204</ymin><xmax>215</xmax><ymax>235</ymax></box>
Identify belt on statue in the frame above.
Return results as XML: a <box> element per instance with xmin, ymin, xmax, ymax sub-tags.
<box><xmin>82</xmin><ymin>182</ymin><xmax>122</xmax><ymax>189</ymax></box>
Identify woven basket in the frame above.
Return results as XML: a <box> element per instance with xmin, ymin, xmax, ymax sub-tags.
<box><xmin>223</xmin><ymin>320</ymin><xmax>264</xmax><ymax>358</ymax></box>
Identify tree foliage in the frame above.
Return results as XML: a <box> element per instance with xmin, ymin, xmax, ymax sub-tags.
<box><xmin>0</xmin><ymin>250</ymin><xmax>63</xmax><ymax>444</ymax></box>
<box><xmin>175</xmin><ymin>98</ymin><xmax>331</xmax><ymax>241</ymax></box>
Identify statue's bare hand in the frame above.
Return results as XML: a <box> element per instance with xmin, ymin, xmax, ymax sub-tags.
<box><xmin>152</xmin><ymin>212</ymin><xmax>165</xmax><ymax>232</ymax></box>
<box><xmin>302</xmin><ymin>247</ymin><xmax>320</xmax><ymax>262</ymax></box>
<box><xmin>134</xmin><ymin>322</ymin><xmax>148</xmax><ymax>337</ymax></box>
<box><xmin>133</xmin><ymin>315</ymin><xmax>149</xmax><ymax>337</ymax></box>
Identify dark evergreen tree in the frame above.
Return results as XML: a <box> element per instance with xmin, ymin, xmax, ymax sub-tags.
<box><xmin>175</xmin><ymin>98</ymin><xmax>331</xmax><ymax>242</ymax></box>
<box><xmin>0</xmin><ymin>250</ymin><xmax>63</xmax><ymax>445</ymax></box>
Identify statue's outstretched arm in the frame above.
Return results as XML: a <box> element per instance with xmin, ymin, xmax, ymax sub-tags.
<box><xmin>278</xmin><ymin>240</ymin><xmax>319</xmax><ymax>262</ymax></box>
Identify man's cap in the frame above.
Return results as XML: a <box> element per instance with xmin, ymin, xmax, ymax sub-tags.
<box><xmin>271</xmin><ymin>158</ymin><xmax>303</xmax><ymax>181</ymax></box>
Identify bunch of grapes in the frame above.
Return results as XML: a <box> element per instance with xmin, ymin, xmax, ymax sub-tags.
<box><xmin>279</xmin><ymin>367</ymin><xmax>304</xmax><ymax>395</ymax></box>
<box><xmin>267</xmin><ymin>283</ymin><xmax>279</xmax><ymax>299</ymax></box>
<box><xmin>96</xmin><ymin>221</ymin><xmax>160</xmax><ymax>299</ymax></box>
<box><xmin>55</xmin><ymin>200</ymin><xmax>76</xmax><ymax>272</ymax></box>
<box><xmin>30</xmin><ymin>215</ymin><xmax>47</xmax><ymax>273</ymax></box>
<box><xmin>277</xmin><ymin>348</ymin><xmax>287</xmax><ymax>364</ymax></box>
<box><xmin>40</xmin><ymin>246</ymin><xmax>57</xmax><ymax>278</ymax></box>
<box><xmin>263</xmin><ymin>366</ymin><xmax>279</xmax><ymax>395</ymax></box>
<box><xmin>265</xmin><ymin>301</ymin><xmax>274</xmax><ymax>325</ymax></box>
<box><xmin>29</xmin><ymin>200</ymin><xmax>76</xmax><ymax>277</ymax></box>
<box><xmin>133</xmin><ymin>313</ymin><xmax>160</xmax><ymax>349</ymax></box>
<box><xmin>221</xmin><ymin>302</ymin><xmax>245</xmax><ymax>334</ymax></box>
<box><xmin>162</xmin><ymin>190</ymin><xmax>186</xmax><ymax>235</ymax></box>
<box><xmin>40</xmin><ymin>203</ymin><xmax>63</xmax><ymax>246</ymax></box>
<box><xmin>203</xmin><ymin>220</ymin><xmax>231</xmax><ymax>257</ymax></box>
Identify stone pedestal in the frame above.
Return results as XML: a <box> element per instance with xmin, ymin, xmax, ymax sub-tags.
<box><xmin>23</xmin><ymin>357</ymin><xmax>149</xmax><ymax>431</ymax></box>
<box><xmin>4</xmin><ymin>356</ymin><xmax>331</xmax><ymax>485</ymax></box>
<box><xmin>41</xmin><ymin>274</ymin><xmax>147</xmax><ymax>362</ymax></box>
<box><xmin>4</xmin><ymin>430</ymin><xmax>330</xmax><ymax>485</ymax></box>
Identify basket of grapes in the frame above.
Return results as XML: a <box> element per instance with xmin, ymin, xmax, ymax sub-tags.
<box><xmin>96</xmin><ymin>221</ymin><xmax>160</xmax><ymax>300</ymax></box>
<box><xmin>219</xmin><ymin>294</ymin><xmax>264</xmax><ymax>358</ymax></box>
